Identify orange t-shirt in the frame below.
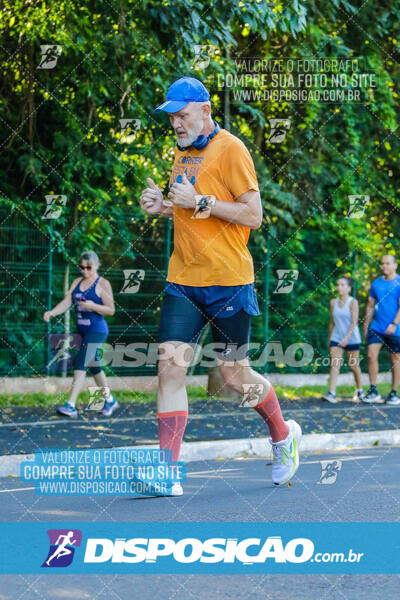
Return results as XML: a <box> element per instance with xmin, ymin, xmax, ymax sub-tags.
<box><xmin>167</xmin><ymin>128</ymin><xmax>259</xmax><ymax>286</ymax></box>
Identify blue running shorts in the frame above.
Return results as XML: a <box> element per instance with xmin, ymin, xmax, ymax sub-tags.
<box><xmin>158</xmin><ymin>283</ymin><xmax>260</xmax><ymax>361</ymax></box>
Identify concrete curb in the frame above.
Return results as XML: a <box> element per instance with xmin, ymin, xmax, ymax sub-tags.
<box><xmin>1</xmin><ymin>429</ymin><xmax>399</xmax><ymax>478</ymax></box>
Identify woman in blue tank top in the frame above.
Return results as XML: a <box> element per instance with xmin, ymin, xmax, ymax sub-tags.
<box><xmin>43</xmin><ymin>251</ymin><xmax>118</xmax><ymax>418</ymax></box>
<box><xmin>322</xmin><ymin>276</ymin><xmax>363</xmax><ymax>404</ymax></box>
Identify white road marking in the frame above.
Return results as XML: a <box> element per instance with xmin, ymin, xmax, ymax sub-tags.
<box><xmin>0</xmin><ymin>486</ymin><xmax>35</xmax><ymax>493</ymax></box>
<box><xmin>187</xmin><ymin>468</ymin><xmax>239</xmax><ymax>476</ymax></box>
<box><xmin>187</xmin><ymin>456</ymin><xmax>379</xmax><ymax>475</ymax></box>
<box><xmin>301</xmin><ymin>455</ymin><xmax>378</xmax><ymax>464</ymax></box>
<box><xmin>0</xmin><ymin>454</ymin><xmax>385</xmax><ymax>491</ymax></box>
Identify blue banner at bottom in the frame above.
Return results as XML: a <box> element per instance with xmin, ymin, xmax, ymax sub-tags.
<box><xmin>0</xmin><ymin>522</ymin><xmax>398</xmax><ymax>574</ymax></box>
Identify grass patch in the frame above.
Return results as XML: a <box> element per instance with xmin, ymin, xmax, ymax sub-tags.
<box><xmin>0</xmin><ymin>390</ymin><xmax>156</xmax><ymax>408</ymax></box>
<box><xmin>274</xmin><ymin>383</ymin><xmax>393</xmax><ymax>400</ymax></box>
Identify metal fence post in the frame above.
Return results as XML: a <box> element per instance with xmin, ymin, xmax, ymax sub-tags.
<box><xmin>263</xmin><ymin>230</ymin><xmax>270</xmax><ymax>372</ymax></box>
<box><xmin>46</xmin><ymin>221</ymin><xmax>53</xmax><ymax>373</ymax></box>
<box><xmin>352</xmin><ymin>249</ymin><xmax>358</xmax><ymax>297</ymax></box>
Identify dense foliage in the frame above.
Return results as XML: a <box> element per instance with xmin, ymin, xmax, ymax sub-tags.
<box><xmin>1</xmin><ymin>0</ymin><xmax>399</xmax><ymax>375</ymax></box>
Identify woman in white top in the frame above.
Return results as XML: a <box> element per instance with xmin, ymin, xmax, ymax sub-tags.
<box><xmin>322</xmin><ymin>276</ymin><xmax>364</xmax><ymax>403</ymax></box>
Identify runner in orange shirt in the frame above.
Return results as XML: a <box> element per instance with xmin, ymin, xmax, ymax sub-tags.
<box><xmin>140</xmin><ymin>77</ymin><xmax>302</xmax><ymax>495</ymax></box>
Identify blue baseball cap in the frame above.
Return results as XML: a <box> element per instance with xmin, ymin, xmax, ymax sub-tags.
<box><xmin>154</xmin><ymin>77</ymin><xmax>210</xmax><ymax>113</ymax></box>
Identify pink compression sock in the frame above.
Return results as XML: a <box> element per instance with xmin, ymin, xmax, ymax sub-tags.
<box><xmin>157</xmin><ymin>410</ymin><xmax>188</xmax><ymax>461</ymax></box>
<box><xmin>253</xmin><ymin>385</ymin><xmax>289</xmax><ymax>442</ymax></box>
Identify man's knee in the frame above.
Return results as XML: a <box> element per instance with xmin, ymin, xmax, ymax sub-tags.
<box><xmin>219</xmin><ymin>363</ymin><xmax>240</xmax><ymax>389</ymax></box>
<box><xmin>219</xmin><ymin>362</ymin><xmax>269</xmax><ymax>397</ymax></box>
<box><xmin>158</xmin><ymin>341</ymin><xmax>192</xmax><ymax>386</ymax></box>
<box><xmin>389</xmin><ymin>352</ymin><xmax>400</xmax><ymax>366</ymax></box>
<box><xmin>158</xmin><ymin>361</ymin><xmax>187</xmax><ymax>391</ymax></box>
<box><xmin>219</xmin><ymin>356</ymin><xmax>250</xmax><ymax>379</ymax></box>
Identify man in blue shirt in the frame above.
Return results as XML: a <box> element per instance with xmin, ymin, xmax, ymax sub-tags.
<box><xmin>363</xmin><ymin>255</ymin><xmax>400</xmax><ymax>404</ymax></box>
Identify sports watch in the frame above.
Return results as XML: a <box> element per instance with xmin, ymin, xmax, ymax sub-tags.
<box><xmin>191</xmin><ymin>194</ymin><xmax>216</xmax><ymax>219</ymax></box>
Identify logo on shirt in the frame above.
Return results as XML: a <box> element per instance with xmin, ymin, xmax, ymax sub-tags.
<box><xmin>170</xmin><ymin>157</ymin><xmax>205</xmax><ymax>188</ymax></box>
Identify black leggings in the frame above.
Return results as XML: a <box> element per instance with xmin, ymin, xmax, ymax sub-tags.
<box><xmin>158</xmin><ymin>293</ymin><xmax>252</xmax><ymax>361</ymax></box>
<box><xmin>74</xmin><ymin>331</ymin><xmax>108</xmax><ymax>374</ymax></box>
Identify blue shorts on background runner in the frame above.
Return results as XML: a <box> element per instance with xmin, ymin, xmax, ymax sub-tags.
<box><xmin>329</xmin><ymin>340</ymin><xmax>361</xmax><ymax>351</ymax></box>
<box><xmin>158</xmin><ymin>283</ymin><xmax>260</xmax><ymax>361</ymax></box>
<box><xmin>367</xmin><ymin>328</ymin><xmax>400</xmax><ymax>354</ymax></box>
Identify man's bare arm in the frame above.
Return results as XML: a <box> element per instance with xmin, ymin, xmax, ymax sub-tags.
<box><xmin>209</xmin><ymin>190</ymin><xmax>263</xmax><ymax>229</ymax></box>
<box><xmin>159</xmin><ymin>203</ymin><xmax>174</xmax><ymax>217</ymax></box>
<box><xmin>140</xmin><ymin>178</ymin><xmax>173</xmax><ymax>217</ymax></box>
<box><xmin>168</xmin><ymin>175</ymin><xmax>262</xmax><ymax>228</ymax></box>
<box><xmin>363</xmin><ymin>296</ymin><xmax>376</xmax><ymax>334</ymax></box>
<box><xmin>384</xmin><ymin>297</ymin><xmax>400</xmax><ymax>334</ymax></box>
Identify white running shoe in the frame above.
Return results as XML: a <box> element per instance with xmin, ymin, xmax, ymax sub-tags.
<box><xmin>130</xmin><ymin>466</ymin><xmax>183</xmax><ymax>497</ymax></box>
<box><xmin>269</xmin><ymin>419</ymin><xmax>302</xmax><ymax>486</ymax></box>
<box><xmin>362</xmin><ymin>387</ymin><xmax>381</xmax><ymax>403</ymax></box>
<box><xmin>352</xmin><ymin>389</ymin><xmax>365</xmax><ymax>402</ymax></box>
<box><xmin>385</xmin><ymin>391</ymin><xmax>400</xmax><ymax>405</ymax></box>
<box><xmin>56</xmin><ymin>402</ymin><xmax>78</xmax><ymax>418</ymax></box>
<box><xmin>322</xmin><ymin>391</ymin><xmax>338</xmax><ymax>404</ymax></box>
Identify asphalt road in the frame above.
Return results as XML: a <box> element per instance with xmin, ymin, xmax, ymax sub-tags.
<box><xmin>1</xmin><ymin>396</ymin><xmax>399</xmax><ymax>454</ymax></box>
<box><xmin>0</xmin><ymin>446</ymin><xmax>399</xmax><ymax>599</ymax></box>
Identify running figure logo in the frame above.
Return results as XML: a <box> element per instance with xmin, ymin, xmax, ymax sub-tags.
<box><xmin>240</xmin><ymin>383</ymin><xmax>264</xmax><ymax>408</ymax></box>
<box><xmin>41</xmin><ymin>529</ymin><xmax>82</xmax><ymax>568</ymax></box>
<box><xmin>274</xmin><ymin>269</ymin><xmax>299</xmax><ymax>294</ymax></box>
<box><xmin>121</xmin><ymin>269</ymin><xmax>145</xmax><ymax>294</ymax></box>
<box><xmin>118</xmin><ymin>118</ymin><xmax>141</xmax><ymax>144</ymax></box>
<box><xmin>46</xmin><ymin>334</ymin><xmax>82</xmax><ymax>373</ymax></box>
<box><xmin>37</xmin><ymin>45</ymin><xmax>62</xmax><ymax>69</ymax></box>
<box><xmin>191</xmin><ymin>44</ymin><xmax>217</xmax><ymax>70</ymax></box>
<box><xmin>267</xmin><ymin>119</ymin><xmax>291</xmax><ymax>143</ymax></box>
<box><xmin>87</xmin><ymin>386</ymin><xmax>109</xmax><ymax>411</ymax></box>
<box><xmin>42</xmin><ymin>194</ymin><xmax>67</xmax><ymax>219</ymax></box>
<box><xmin>346</xmin><ymin>195</ymin><xmax>370</xmax><ymax>219</ymax></box>
<box><xmin>317</xmin><ymin>460</ymin><xmax>342</xmax><ymax>484</ymax></box>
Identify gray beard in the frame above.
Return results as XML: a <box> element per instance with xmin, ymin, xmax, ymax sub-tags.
<box><xmin>176</xmin><ymin>120</ymin><xmax>204</xmax><ymax>148</ymax></box>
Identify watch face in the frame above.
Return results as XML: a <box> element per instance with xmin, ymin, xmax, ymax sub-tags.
<box><xmin>198</xmin><ymin>197</ymin><xmax>208</xmax><ymax>211</ymax></box>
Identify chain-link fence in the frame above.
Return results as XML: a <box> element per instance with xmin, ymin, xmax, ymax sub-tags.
<box><xmin>0</xmin><ymin>207</ymin><xmax>388</xmax><ymax>379</ymax></box>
